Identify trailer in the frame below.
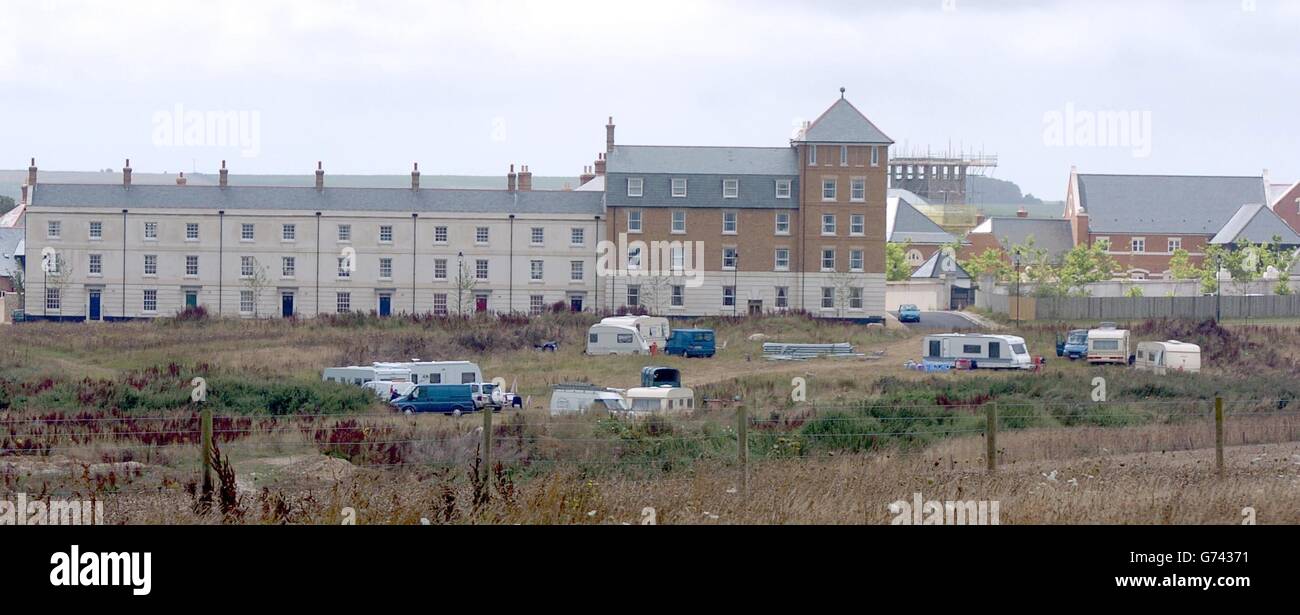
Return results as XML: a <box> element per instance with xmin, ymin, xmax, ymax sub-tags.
<box><xmin>549</xmin><ymin>384</ymin><xmax>630</xmax><ymax>414</ymax></box>
<box><xmin>1086</xmin><ymin>327</ymin><xmax>1132</xmax><ymax>365</ymax></box>
<box><xmin>1135</xmin><ymin>340</ymin><xmax>1201</xmax><ymax>374</ymax></box>
<box><xmin>586</xmin><ymin>323</ymin><xmax>650</xmax><ymax>355</ymax></box>
<box><xmin>624</xmin><ymin>386</ymin><xmax>696</xmax><ymax>414</ymax></box>
<box><xmin>921</xmin><ymin>333</ymin><xmax>1034</xmax><ymax>370</ymax></box>
<box><xmin>600</xmin><ymin>315</ymin><xmax>671</xmax><ymax>347</ymax></box>
<box><xmin>322</xmin><ymin>365</ymin><xmax>412</xmax><ymax>385</ymax></box>
<box><xmin>372</xmin><ymin>360</ymin><xmax>482</xmax><ymax>385</ymax></box>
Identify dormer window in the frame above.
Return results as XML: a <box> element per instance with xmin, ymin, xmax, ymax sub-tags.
<box><xmin>722</xmin><ymin>179</ymin><xmax>739</xmax><ymax>199</ymax></box>
<box><xmin>671</xmin><ymin>178</ymin><xmax>687</xmax><ymax>198</ymax></box>
<box><xmin>627</xmin><ymin>177</ymin><xmax>644</xmax><ymax>197</ymax></box>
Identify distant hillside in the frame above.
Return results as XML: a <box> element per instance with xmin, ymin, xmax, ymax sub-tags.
<box><xmin>967</xmin><ymin>175</ymin><xmax>1046</xmax><ymax>205</ymax></box>
<box><xmin>0</xmin><ymin>170</ymin><xmax>578</xmax><ymax>200</ymax></box>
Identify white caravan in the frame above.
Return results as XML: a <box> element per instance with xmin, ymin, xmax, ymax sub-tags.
<box><xmin>586</xmin><ymin>323</ymin><xmax>651</xmax><ymax>355</ymax></box>
<box><xmin>1135</xmin><ymin>341</ymin><xmax>1202</xmax><ymax>374</ymax></box>
<box><xmin>624</xmin><ymin>387</ymin><xmax>696</xmax><ymax>414</ymax></box>
<box><xmin>1086</xmin><ymin>326</ymin><xmax>1132</xmax><ymax>365</ymax></box>
<box><xmin>549</xmin><ymin>384</ymin><xmax>631</xmax><ymax>414</ymax></box>
<box><xmin>372</xmin><ymin>361</ymin><xmax>482</xmax><ymax>385</ymax></box>
<box><xmin>600</xmin><ymin>315</ymin><xmax>671</xmax><ymax>347</ymax></box>
<box><xmin>922</xmin><ymin>333</ymin><xmax>1034</xmax><ymax>370</ymax></box>
<box><xmin>323</xmin><ymin>365</ymin><xmax>413</xmax><ymax>385</ymax></box>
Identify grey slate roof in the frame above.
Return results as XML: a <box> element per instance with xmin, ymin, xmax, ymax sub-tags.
<box><xmin>1209</xmin><ymin>204</ymin><xmax>1300</xmax><ymax>245</ymax></box>
<box><xmin>798</xmin><ymin>98</ymin><xmax>893</xmax><ymax>145</ymax></box>
<box><xmin>0</xmin><ymin>227</ymin><xmax>22</xmax><ymax>279</ymax></box>
<box><xmin>888</xmin><ymin>189</ymin><xmax>956</xmax><ymax>245</ymax></box>
<box><xmin>911</xmin><ymin>249</ymin><xmax>970</xmax><ymax>280</ymax></box>
<box><xmin>971</xmin><ymin>217</ymin><xmax>1075</xmax><ymax>261</ymax></box>
<box><xmin>606</xmin><ymin>145</ymin><xmax>797</xmax><ymax>176</ymax></box>
<box><xmin>28</xmin><ymin>183</ymin><xmax>604</xmax><ymax>216</ymax></box>
<box><xmin>1076</xmin><ymin>174</ymin><xmax>1267</xmax><ymax>234</ymax></box>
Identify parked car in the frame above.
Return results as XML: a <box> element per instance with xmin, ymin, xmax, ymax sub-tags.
<box><xmin>897</xmin><ymin>304</ymin><xmax>921</xmax><ymax>323</ymax></box>
<box><xmin>469</xmin><ymin>382</ymin><xmax>500</xmax><ymax>410</ymax></box>
<box><xmin>1056</xmin><ymin>329</ymin><xmax>1088</xmax><ymax>360</ymax></box>
<box><xmin>641</xmin><ymin>366</ymin><xmax>682</xmax><ymax>388</ymax></box>
<box><xmin>664</xmin><ymin>328</ymin><xmax>716</xmax><ymax>357</ymax></box>
<box><xmin>393</xmin><ymin>384</ymin><xmax>476</xmax><ymax>415</ymax></box>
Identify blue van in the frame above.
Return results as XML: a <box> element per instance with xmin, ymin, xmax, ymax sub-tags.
<box><xmin>664</xmin><ymin>328</ymin><xmax>716</xmax><ymax>358</ymax></box>
<box><xmin>394</xmin><ymin>384</ymin><xmax>476</xmax><ymax>416</ymax></box>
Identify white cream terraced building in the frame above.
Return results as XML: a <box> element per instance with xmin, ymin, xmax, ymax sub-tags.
<box><xmin>22</xmin><ymin>174</ymin><xmax>608</xmax><ymax>320</ymax></box>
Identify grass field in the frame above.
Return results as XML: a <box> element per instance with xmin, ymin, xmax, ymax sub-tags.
<box><xmin>4</xmin><ymin>312</ymin><xmax>1300</xmax><ymax>523</ymax></box>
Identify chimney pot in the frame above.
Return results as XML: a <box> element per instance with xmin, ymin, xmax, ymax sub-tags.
<box><xmin>1016</xmin><ymin>206</ymin><xmax>1028</xmax><ymax>218</ymax></box>
<box><xmin>507</xmin><ymin>164</ymin><xmax>518</xmax><ymax>192</ymax></box>
<box><xmin>605</xmin><ymin>116</ymin><xmax>616</xmax><ymax>154</ymax></box>
<box><xmin>518</xmin><ymin>164</ymin><xmax>533</xmax><ymax>192</ymax></box>
<box><xmin>176</xmin><ymin>171</ymin><xmax>187</xmax><ymax>185</ymax></box>
<box><xmin>411</xmin><ymin>162</ymin><xmax>421</xmax><ymax>190</ymax></box>
<box><xmin>315</xmin><ymin>161</ymin><xmax>324</xmax><ymax>190</ymax></box>
<box><xmin>27</xmin><ymin>157</ymin><xmax>37</xmax><ymax>187</ymax></box>
<box><xmin>123</xmin><ymin>159</ymin><xmax>133</xmax><ymax>187</ymax></box>
<box><xmin>219</xmin><ymin>160</ymin><xmax>229</xmax><ymax>187</ymax></box>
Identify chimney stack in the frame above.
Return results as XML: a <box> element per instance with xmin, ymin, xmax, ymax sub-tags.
<box><xmin>594</xmin><ymin>152</ymin><xmax>606</xmax><ymax>176</ymax></box>
<box><xmin>123</xmin><ymin>159</ymin><xmax>132</xmax><ymax>187</ymax></box>
<box><xmin>411</xmin><ymin>162</ymin><xmax>421</xmax><ymax>190</ymax></box>
<box><xmin>507</xmin><ymin>164</ymin><xmax>517</xmax><ymax>192</ymax></box>
<box><xmin>1016</xmin><ymin>206</ymin><xmax>1028</xmax><ymax>218</ymax></box>
<box><xmin>176</xmin><ymin>171</ymin><xmax>187</xmax><ymax>185</ymax></box>
<box><xmin>219</xmin><ymin>160</ymin><xmax>229</xmax><ymax>187</ymax></box>
<box><xmin>27</xmin><ymin>157</ymin><xmax>37</xmax><ymax>187</ymax></box>
<box><xmin>518</xmin><ymin>165</ymin><xmax>533</xmax><ymax>192</ymax></box>
<box><xmin>315</xmin><ymin>161</ymin><xmax>324</xmax><ymax>191</ymax></box>
<box><xmin>605</xmin><ymin>116</ymin><xmax>615</xmax><ymax>154</ymax></box>
<box><xmin>579</xmin><ymin>165</ymin><xmax>596</xmax><ymax>186</ymax></box>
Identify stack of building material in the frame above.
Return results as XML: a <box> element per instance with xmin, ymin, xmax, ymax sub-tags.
<box><xmin>761</xmin><ymin>342</ymin><xmax>861</xmax><ymax>360</ymax></box>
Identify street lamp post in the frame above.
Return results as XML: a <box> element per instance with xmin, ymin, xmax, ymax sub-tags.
<box><xmin>1013</xmin><ymin>252</ymin><xmax>1022</xmax><ymax>327</ymax></box>
<box><xmin>457</xmin><ymin>251</ymin><xmax>464</xmax><ymax>316</ymax></box>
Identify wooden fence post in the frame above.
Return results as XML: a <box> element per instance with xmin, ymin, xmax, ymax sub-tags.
<box><xmin>737</xmin><ymin>405</ymin><xmax>749</xmax><ymax>498</ymax></box>
<box><xmin>481</xmin><ymin>406</ymin><xmax>493</xmax><ymax>489</ymax></box>
<box><xmin>200</xmin><ymin>403</ymin><xmax>213</xmax><ymax>501</ymax></box>
<box><xmin>1215</xmin><ymin>396</ymin><xmax>1224</xmax><ymax>478</ymax></box>
<box><xmin>986</xmin><ymin>402</ymin><xmax>998</xmax><ymax>474</ymax></box>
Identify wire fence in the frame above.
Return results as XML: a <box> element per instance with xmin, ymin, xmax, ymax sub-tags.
<box><xmin>3</xmin><ymin>397</ymin><xmax>1299</xmax><ymax>499</ymax></box>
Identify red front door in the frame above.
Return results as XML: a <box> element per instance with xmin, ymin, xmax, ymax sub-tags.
<box><xmin>475</xmin><ymin>295</ymin><xmax>488</xmax><ymax>313</ymax></box>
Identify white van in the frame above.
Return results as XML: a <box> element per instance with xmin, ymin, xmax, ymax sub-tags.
<box><xmin>921</xmin><ymin>333</ymin><xmax>1034</xmax><ymax>370</ymax></box>
<box><xmin>624</xmin><ymin>387</ymin><xmax>696</xmax><ymax>414</ymax></box>
<box><xmin>600</xmin><ymin>316</ymin><xmax>671</xmax><ymax>347</ymax></box>
<box><xmin>323</xmin><ymin>365</ymin><xmax>412</xmax><ymax>386</ymax></box>
<box><xmin>586</xmin><ymin>323</ymin><xmax>650</xmax><ymax>355</ymax></box>
<box><xmin>1135</xmin><ymin>340</ymin><xmax>1201</xmax><ymax>374</ymax></box>
<box><xmin>1086</xmin><ymin>327</ymin><xmax>1132</xmax><ymax>365</ymax></box>
<box><xmin>549</xmin><ymin>384</ymin><xmax>630</xmax><ymax>414</ymax></box>
<box><xmin>373</xmin><ymin>360</ymin><xmax>482</xmax><ymax>385</ymax></box>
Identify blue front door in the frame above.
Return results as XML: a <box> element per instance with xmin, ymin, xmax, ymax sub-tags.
<box><xmin>379</xmin><ymin>295</ymin><xmax>391</xmax><ymax>317</ymax></box>
<box><xmin>88</xmin><ymin>291</ymin><xmax>101</xmax><ymax>321</ymax></box>
<box><xmin>281</xmin><ymin>293</ymin><xmax>294</xmax><ymax>318</ymax></box>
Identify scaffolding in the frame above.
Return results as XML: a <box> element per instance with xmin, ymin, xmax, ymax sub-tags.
<box><xmin>889</xmin><ymin>145</ymin><xmax>998</xmax><ymax>235</ymax></box>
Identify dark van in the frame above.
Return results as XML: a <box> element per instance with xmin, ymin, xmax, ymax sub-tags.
<box><xmin>394</xmin><ymin>384</ymin><xmax>476</xmax><ymax>416</ymax></box>
<box><xmin>664</xmin><ymin>328</ymin><xmax>716</xmax><ymax>358</ymax></box>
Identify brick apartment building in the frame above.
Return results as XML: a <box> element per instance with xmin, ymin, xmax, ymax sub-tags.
<box><xmin>603</xmin><ymin>93</ymin><xmax>893</xmax><ymax>319</ymax></box>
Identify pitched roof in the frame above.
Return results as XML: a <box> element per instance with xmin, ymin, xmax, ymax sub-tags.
<box><xmin>911</xmin><ymin>248</ymin><xmax>970</xmax><ymax>280</ymax></box>
<box><xmin>1268</xmin><ymin>182</ymin><xmax>1297</xmax><ymax>206</ymax></box>
<box><xmin>0</xmin><ymin>227</ymin><xmax>22</xmax><ymax>279</ymax></box>
<box><xmin>28</xmin><ymin>183</ymin><xmax>604</xmax><ymax>216</ymax></box>
<box><xmin>1076</xmin><ymin>173</ymin><xmax>1267</xmax><ymax>234</ymax></box>
<box><xmin>0</xmin><ymin>203</ymin><xmax>23</xmax><ymax>227</ymax></box>
<box><xmin>1209</xmin><ymin>203</ymin><xmax>1300</xmax><ymax>245</ymax></box>
<box><xmin>797</xmin><ymin>98</ymin><xmax>893</xmax><ymax>145</ymax></box>
<box><xmin>606</xmin><ymin>145</ymin><xmax>797</xmax><ymax>176</ymax></box>
<box><xmin>887</xmin><ymin>189</ymin><xmax>956</xmax><ymax>245</ymax></box>
<box><xmin>968</xmin><ymin>217</ymin><xmax>1075</xmax><ymax>261</ymax></box>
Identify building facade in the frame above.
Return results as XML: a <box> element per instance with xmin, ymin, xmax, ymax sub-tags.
<box><xmin>602</xmin><ymin>95</ymin><xmax>892</xmax><ymax>320</ymax></box>
<box><xmin>19</xmin><ymin>94</ymin><xmax>894</xmax><ymax>321</ymax></box>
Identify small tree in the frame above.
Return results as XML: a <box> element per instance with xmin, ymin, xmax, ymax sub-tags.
<box><xmin>961</xmin><ymin>247</ymin><xmax>1011</xmax><ymax>283</ymax></box>
<box><xmin>454</xmin><ymin>258</ymin><xmax>478</xmax><ymax>315</ymax></box>
<box><xmin>829</xmin><ymin>270</ymin><xmax>863</xmax><ymax>318</ymax></box>
<box><xmin>885</xmin><ymin>242</ymin><xmax>912</xmax><ymax>281</ymax></box>
<box><xmin>639</xmin><ymin>274</ymin><xmax>672</xmax><ymax>314</ymax></box>
<box><xmin>240</xmin><ymin>257</ymin><xmax>271</xmax><ymax>317</ymax></box>
<box><xmin>1055</xmin><ymin>242</ymin><xmax>1119</xmax><ymax>295</ymax></box>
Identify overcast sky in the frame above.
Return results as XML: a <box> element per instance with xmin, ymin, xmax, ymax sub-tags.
<box><xmin>1</xmin><ymin>0</ymin><xmax>1297</xmax><ymax>200</ymax></box>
